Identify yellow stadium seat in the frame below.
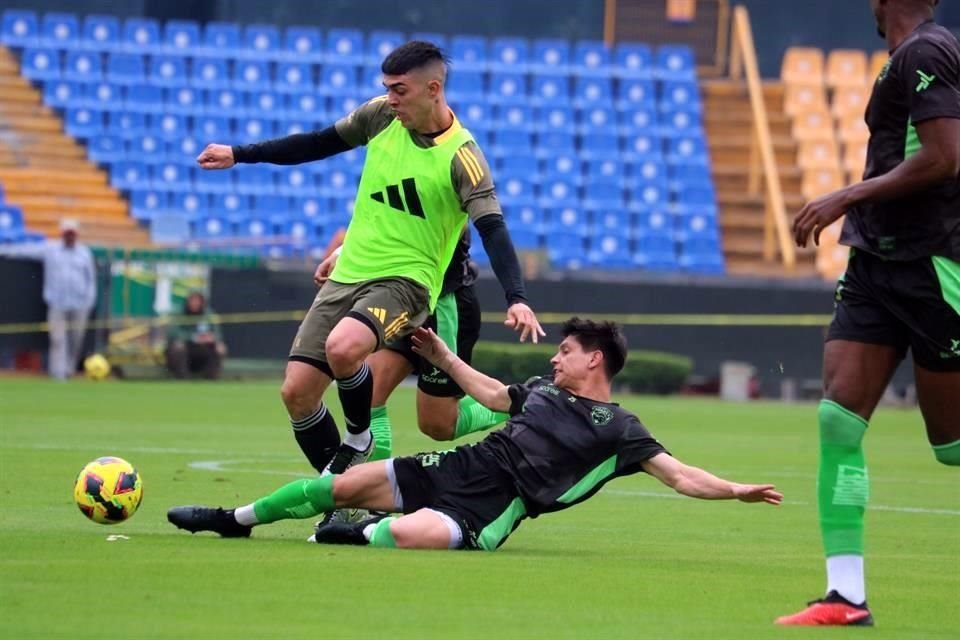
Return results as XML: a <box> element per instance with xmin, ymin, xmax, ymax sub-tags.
<box><xmin>868</xmin><ymin>49</ymin><xmax>889</xmax><ymax>83</ymax></box>
<box><xmin>831</xmin><ymin>86</ymin><xmax>871</xmax><ymax>117</ymax></box>
<box><xmin>802</xmin><ymin>168</ymin><xmax>845</xmax><ymax>200</ymax></box>
<box><xmin>842</xmin><ymin>140</ymin><xmax>868</xmax><ymax>177</ymax></box>
<box><xmin>782</xmin><ymin>47</ymin><xmax>825</xmax><ymax>86</ymax></box>
<box><xmin>792</xmin><ymin>109</ymin><xmax>835</xmax><ymax>142</ymax></box>
<box><xmin>826</xmin><ymin>49</ymin><xmax>868</xmax><ymax>89</ymax></box>
<box><xmin>784</xmin><ymin>83</ymin><xmax>828</xmax><ymax>117</ymax></box>
<box><xmin>798</xmin><ymin>139</ymin><xmax>841</xmax><ymax>171</ymax></box>
<box><xmin>816</xmin><ymin>219</ymin><xmax>849</xmax><ymax>281</ymax></box>
<box><xmin>837</xmin><ymin>113</ymin><xmax>870</xmax><ymax>145</ymax></box>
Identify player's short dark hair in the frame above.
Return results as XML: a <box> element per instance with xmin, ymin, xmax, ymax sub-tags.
<box><xmin>561</xmin><ymin>317</ymin><xmax>628</xmax><ymax>379</ymax></box>
<box><xmin>381</xmin><ymin>41</ymin><xmax>450</xmax><ymax>76</ymax></box>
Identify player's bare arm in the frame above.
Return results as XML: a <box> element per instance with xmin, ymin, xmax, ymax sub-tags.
<box><xmin>411</xmin><ymin>327</ymin><xmax>511</xmax><ymax>412</ymax></box>
<box><xmin>642</xmin><ymin>452</ymin><xmax>783</xmax><ymax>504</ymax></box>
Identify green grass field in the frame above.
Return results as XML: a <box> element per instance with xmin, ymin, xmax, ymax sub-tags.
<box><xmin>0</xmin><ymin>378</ymin><xmax>956</xmax><ymax>639</ymax></box>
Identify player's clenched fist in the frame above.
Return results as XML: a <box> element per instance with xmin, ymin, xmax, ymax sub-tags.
<box><xmin>196</xmin><ymin>144</ymin><xmax>236</xmax><ymax>170</ymax></box>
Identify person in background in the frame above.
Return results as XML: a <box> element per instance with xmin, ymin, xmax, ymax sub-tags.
<box><xmin>0</xmin><ymin>218</ymin><xmax>97</xmax><ymax>380</ymax></box>
<box><xmin>165</xmin><ymin>291</ymin><xmax>226</xmax><ymax>380</ymax></box>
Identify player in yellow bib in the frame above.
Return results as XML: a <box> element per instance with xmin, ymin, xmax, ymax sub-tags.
<box><xmin>196</xmin><ymin>42</ymin><xmax>543</xmax><ymax>476</ymax></box>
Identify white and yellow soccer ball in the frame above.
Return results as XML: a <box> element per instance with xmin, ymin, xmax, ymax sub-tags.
<box><xmin>83</xmin><ymin>354</ymin><xmax>111</xmax><ymax>381</ymax></box>
<box><xmin>73</xmin><ymin>457</ymin><xmax>143</xmax><ymax>524</ymax></box>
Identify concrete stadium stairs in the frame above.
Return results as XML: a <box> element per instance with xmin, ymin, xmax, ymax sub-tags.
<box><xmin>702</xmin><ymin>79</ymin><xmax>817</xmax><ymax>278</ymax></box>
<box><xmin>0</xmin><ymin>45</ymin><xmax>149</xmax><ymax>246</ymax></box>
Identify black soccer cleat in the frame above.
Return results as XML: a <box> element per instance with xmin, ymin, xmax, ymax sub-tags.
<box><xmin>322</xmin><ymin>439</ymin><xmax>373</xmax><ymax>476</ymax></box>
<box><xmin>167</xmin><ymin>506</ymin><xmax>252</xmax><ymax>538</ymax></box>
<box><xmin>311</xmin><ymin>514</ymin><xmax>387</xmax><ymax>546</ymax></box>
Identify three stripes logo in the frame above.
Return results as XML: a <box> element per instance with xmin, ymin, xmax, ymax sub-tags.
<box><xmin>383</xmin><ymin>311</ymin><xmax>410</xmax><ymax>342</ymax></box>
<box><xmin>370</xmin><ymin>177</ymin><xmax>425</xmax><ymax>218</ymax></box>
<box><xmin>367</xmin><ymin>307</ymin><xmax>387</xmax><ymax>324</ymax></box>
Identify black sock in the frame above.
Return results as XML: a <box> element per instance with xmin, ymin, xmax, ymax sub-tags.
<box><xmin>336</xmin><ymin>362</ymin><xmax>373</xmax><ymax>435</ymax></box>
<box><xmin>291</xmin><ymin>403</ymin><xmax>340</xmax><ymax>472</ymax></box>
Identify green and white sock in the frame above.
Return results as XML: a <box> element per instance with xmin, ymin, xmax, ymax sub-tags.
<box><xmin>454</xmin><ymin>396</ymin><xmax>508</xmax><ymax>440</ymax></box>
<box><xmin>369</xmin><ymin>405</ymin><xmax>392</xmax><ymax>462</ymax></box>
<box><xmin>248</xmin><ymin>476</ymin><xmax>336</xmax><ymax>525</ymax></box>
<box><xmin>364</xmin><ymin>516</ymin><xmax>398</xmax><ymax>548</ymax></box>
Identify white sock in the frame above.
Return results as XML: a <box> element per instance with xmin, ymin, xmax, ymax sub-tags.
<box><xmin>343</xmin><ymin>428</ymin><xmax>371</xmax><ymax>451</ymax></box>
<box><xmin>826</xmin><ymin>555</ymin><xmax>866</xmax><ymax>605</ymax></box>
<box><xmin>234</xmin><ymin>504</ymin><xmax>259</xmax><ymax>526</ymax></box>
<box><xmin>362</xmin><ymin>523</ymin><xmax>376</xmax><ymax>541</ymax></box>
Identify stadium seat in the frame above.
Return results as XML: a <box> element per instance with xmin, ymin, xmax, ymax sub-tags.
<box><xmin>81</xmin><ymin>14</ymin><xmax>119</xmax><ymax>50</ymax></box>
<box><xmin>791</xmin><ymin>109</ymin><xmax>834</xmax><ymax>142</ymax></box>
<box><xmin>63</xmin><ymin>51</ymin><xmax>102</xmax><ymax>81</ymax></box>
<box><xmin>531</xmin><ymin>38</ymin><xmax>570</xmax><ymax>72</ymax></box>
<box><xmin>41</xmin><ymin>13</ymin><xmax>80</xmax><ymax>49</ymax></box>
<box><xmin>242</xmin><ymin>24</ymin><xmax>280</xmax><ymax>59</ymax></box>
<box><xmin>590</xmin><ymin>209</ymin><xmax>633</xmax><ymax>237</ymax></box>
<box><xmin>43</xmin><ymin>79</ymin><xmax>79</xmax><ymax>107</ymax></box>
<box><xmin>489</xmin><ymin>72</ymin><xmax>528</xmax><ymax>103</ymax></box>
<box><xmin>798</xmin><ymin>139</ymin><xmax>841</xmax><ymax>170</ymax></box>
<box><xmin>0</xmin><ymin>205</ymin><xmax>25</xmax><ymax>241</ymax></box>
<box><xmin>656</xmin><ymin>45</ymin><xmax>696</xmax><ymax>79</ymax></box>
<box><xmin>121</xmin><ymin>18</ymin><xmax>160</xmax><ymax>52</ymax></box>
<box><xmin>781</xmin><ymin>47</ymin><xmax>825</xmax><ymax>86</ymax></box>
<box><xmin>660</xmin><ymin>80</ymin><xmax>702</xmax><ymax>112</ymax></box>
<box><xmin>826</xmin><ymin>49</ymin><xmax>868</xmax><ymax>89</ymax></box>
<box><xmin>129</xmin><ymin>134</ymin><xmax>164</xmax><ymax>160</ymax></box>
<box><xmin>202</xmin><ymin>22</ymin><xmax>242</xmax><ymax>56</ymax></box>
<box><xmin>842</xmin><ymin>140</ymin><xmax>868</xmax><ymax>180</ymax></box>
<box><xmin>165</xmin><ymin>85</ymin><xmax>199</xmax><ymax>115</ymax></box>
<box><xmin>783</xmin><ymin>83</ymin><xmax>828</xmax><ymax>117</ymax></box>
<box><xmin>583</xmin><ymin>181</ymin><xmax>625</xmax><ymax>209</ymax></box>
<box><xmin>451</xmin><ymin>35</ymin><xmax>489</xmax><ymax>71</ymax></box>
<box><xmin>541</xmin><ymin>153</ymin><xmax>581</xmax><ymax>184</ymax></box>
<box><xmin>538</xmin><ymin>104</ymin><xmax>576</xmax><ymax>133</ymax></box>
<box><xmin>151</xmin><ymin>161</ymin><xmax>192</xmax><ymax>191</ymax></box>
<box><xmin>497</xmin><ymin>103</ymin><xmax>535</xmax><ymax>129</ymax></box>
<box><xmin>530</xmin><ymin>74</ymin><xmax>571</xmax><ymax>105</ymax></box>
<box><xmin>287</xmin><ymin>91</ymin><xmax>325</xmax><ymax>120</ymax></box>
<box><xmin>236</xmin><ymin>216</ymin><xmax>274</xmax><ymax>241</ymax></box>
<box><xmin>253</xmin><ymin>194</ymin><xmax>293</xmax><ymax>217</ymax></box>
<box><xmin>614</xmin><ymin>43</ymin><xmax>654</xmax><ymax>78</ymax></box>
<box><xmin>499</xmin><ymin>153</ymin><xmax>539</xmax><ymax>181</ymax></box>
<box><xmin>538</xmin><ymin>179</ymin><xmax>579</xmax><ymax>208</ymax></box>
<box><xmin>130</xmin><ymin>189</ymin><xmax>168</xmax><ymax>221</ymax></box>
<box><xmin>667</xmin><ymin>162</ymin><xmax>710</xmax><ymax>192</ymax></box>
<box><xmin>83</xmin><ymin>81</ymin><xmax>121</xmax><ymax>112</ymax></box>
<box><xmin>110</xmin><ymin>161</ymin><xmax>149</xmax><ymax>190</ymax></box>
<box><xmin>573</xmin><ymin>40</ymin><xmax>611</xmax><ymax>76</ymax></box>
<box><xmin>88</xmin><ymin>134</ymin><xmax>123</xmax><ymax>164</ymax></box>
<box><xmin>587</xmin><ymin>234</ymin><xmax>634</xmax><ymax>269</ymax></box>
<box><xmin>163</xmin><ymin>20</ymin><xmax>201</xmax><ymax>54</ymax></box>
<box><xmin>490</xmin><ymin>37</ymin><xmax>529</xmax><ymax>71</ymax></box>
<box><xmin>616</xmin><ymin>78</ymin><xmax>657</xmax><ymax>110</ymax></box>
<box><xmin>368</xmin><ymin>30</ymin><xmax>405</xmax><ymax>65</ymax></box>
<box><xmin>586</xmin><ymin>158</ymin><xmax>626</xmax><ymax>182</ymax></box>
<box><xmin>248</xmin><ymin>90</ymin><xmax>284</xmax><ymax>118</ymax></box>
<box><xmin>294</xmin><ymin>195</ymin><xmax>326</xmax><ymax>220</ymax></box>
<box><xmin>499</xmin><ymin>175</ymin><xmax>536</xmax><ymax>206</ymax></box>
<box><xmin>195</xmin><ymin>114</ymin><xmax>232</xmax><ymax>140</ymax></box>
<box><xmin>667</xmin><ymin>135</ymin><xmax>709</xmax><ymax>164</ymax></box>
<box><xmin>1</xmin><ymin>10</ymin><xmax>39</xmax><ymax>47</ymax></box>
<box><xmin>151</xmin><ymin>113</ymin><xmax>186</xmax><ymax>139</ymax></box>
<box><xmin>195</xmin><ymin>168</ymin><xmax>235</xmax><ymax>195</ymax></box>
<box><xmin>64</xmin><ymin>107</ymin><xmax>103</xmax><ymax>138</ymax></box>
<box><xmin>837</xmin><ymin>113</ymin><xmax>870</xmax><ymax>145</ymax></box>
<box><xmin>193</xmin><ymin>215</ymin><xmax>232</xmax><ymax>239</ymax></box>
<box><xmin>659</xmin><ymin>108</ymin><xmax>702</xmax><ymax>137</ymax></box>
<box><xmin>274</xmin><ymin>166</ymin><xmax>316</xmax><ymax>196</ymax></box>
<box><xmin>579</xmin><ymin>132</ymin><xmax>621</xmax><ymax>160</ymax></box>
<box><xmin>282</xmin><ymin>26</ymin><xmax>323</xmax><ymax>62</ymax></box>
<box><xmin>831</xmin><ymin>86</ymin><xmax>870</xmax><ymax>118</ymax></box>
<box><xmin>148</xmin><ymin>55</ymin><xmax>187</xmax><ymax>87</ymax></box>
<box><xmin>573</xmin><ymin>77</ymin><xmax>613</xmax><ymax>108</ymax></box>
<box><xmin>236</xmin><ymin>116</ymin><xmax>276</xmax><ymax>143</ymax></box>
<box><xmin>454</xmin><ymin>100</ymin><xmax>490</xmax><ymax>131</ymax></box>
<box><xmin>578</xmin><ymin>105</ymin><xmax>618</xmax><ymax>134</ymax></box>
<box><xmin>326</xmin><ymin>28</ymin><xmax>365</xmax><ymax>65</ymax></box>
<box><xmin>623</xmin><ymin>132</ymin><xmax>663</xmax><ymax>162</ymax></box>
<box><xmin>205</xmin><ymin>88</ymin><xmax>242</xmax><ymax>115</ymax></box>
<box><xmin>632</xmin><ymin>181</ymin><xmax>670</xmax><ymax>211</ymax></box>
<box><xmin>191</xmin><ymin>58</ymin><xmax>230</xmax><ymax>88</ymax></box>
<box><xmin>536</xmin><ymin>130</ymin><xmax>577</xmax><ymax>157</ymax></box>
<box><xmin>106</xmin><ymin>53</ymin><xmax>145</xmax><ymax>83</ymax></box>
<box><xmin>319</xmin><ymin>64</ymin><xmax>359</xmax><ymax>96</ymax></box>
<box><xmin>175</xmin><ymin>192</ymin><xmax>209</xmax><ymax>218</ymax></box>
<box><xmin>108</xmin><ymin>110</ymin><xmax>146</xmax><ymax>136</ymax></box>
<box><xmin>801</xmin><ymin>168</ymin><xmax>844</xmax><ymax>200</ymax></box>
<box><xmin>359</xmin><ymin>65</ymin><xmax>386</xmax><ymax>97</ymax></box>
<box><xmin>232</xmin><ymin>60</ymin><xmax>271</xmax><ymax>91</ymax></box>
<box><xmin>447</xmin><ymin>70</ymin><xmax>486</xmax><ymax>101</ymax></box>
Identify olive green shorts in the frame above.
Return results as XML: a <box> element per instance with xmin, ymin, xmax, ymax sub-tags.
<box><xmin>289</xmin><ymin>277</ymin><xmax>430</xmax><ymax>368</ymax></box>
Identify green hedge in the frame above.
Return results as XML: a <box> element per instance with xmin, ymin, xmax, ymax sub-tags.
<box><xmin>470</xmin><ymin>341</ymin><xmax>692</xmax><ymax>395</ymax></box>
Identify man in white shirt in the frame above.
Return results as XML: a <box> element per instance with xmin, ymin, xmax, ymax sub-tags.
<box><xmin>0</xmin><ymin>219</ymin><xmax>97</xmax><ymax>379</ymax></box>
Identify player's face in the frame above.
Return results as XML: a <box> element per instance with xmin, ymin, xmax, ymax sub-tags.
<box><xmin>383</xmin><ymin>72</ymin><xmax>435</xmax><ymax>130</ymax></box>
<box><xmin>550</xmin><ymin>337</ymin><xmax>600</xmax><ymax>387</ymax></box>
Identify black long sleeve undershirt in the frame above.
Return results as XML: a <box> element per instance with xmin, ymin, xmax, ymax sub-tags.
<box><xmin>231</xmin><ymin>126</ymin><xmax>353</xmax><ymax>165</ymax></box>
<box><xmin>474</xmin><ymin>214</ymin><xmax>528</xmax><ymax>307</ymax></box>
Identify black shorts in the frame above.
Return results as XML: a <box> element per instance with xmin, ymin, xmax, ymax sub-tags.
<box><xmin>392</xmin><ymin>446</ymin><xmax>526</xmax><ymax>551</ymax></box>
<box><xmin>827</xmin><ymin>249</ymin><xmax>960</xmax><ymax>371</ymax></box>
<box><xmin>386</xmin><ymin>285</ymin><xmax>482</xmax><ymax>397</ymax></box>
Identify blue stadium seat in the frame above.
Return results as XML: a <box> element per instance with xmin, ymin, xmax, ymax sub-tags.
<box><xmin>538</xmin><ymin>105</ymin><xmax>576</xmax><ymax>133</ymax></box>
<box><xmin>578</xmin><ymin>105</ymin><xmax>617</xmax><ymax>134</ymax></box>
<box><xmin>675</xmin><ymin>184</ymin><xmax>718</xmax><ymax>216</ymax></box>
<box><xmin>278</xmin><ymin>216</ymin><xmax>321</xmax><ymax>244</ymax></box>
<box><xmin>282</xmin><ymin>26</ymin><xmax>322</xmax><ymax>62</ymax></box>
<box><xmin>367</xmin><ymin>30</ymin><xmax>405</xmax><ymax>65</ymax></box>
<box><xmin>232</xmin><ymin>59</ymin><xmax>271</xmax><ymax>90</ymax></box>
<box><xmin>235</xmin><ymin>116</ymin><xmax>275</xmax><ymax>143</ymax></box>
<box><xmin>660</xmin><ymin>80</ymin><xmax>702</xmax><ymax>112</ymax></box>
<box><xmin>202</xmin><ymin>22</ymin><xmax>241</xmax><ymax>55</ymax></box>
<box><xmin>176</xmin><ymin>192</ymin><xmax>209</xmax><ymax>218</ymax></box>
<box><xmin>106</xmin><ymin>53</ymin><xmax>145</xmax><ymax>83</ymax></box>
<box><xmin>410</xmin><ymin>32</ymin><xmax>447</xmax><ymax>49</ymax></box>
<box><xmin>64</xmin><ymin>107</ymin><xmax>103</xmax><ymax>138</ymax></box>
<box><xmin>196</xmin><ymin>169</ymin><xmax>235</xmax><ymax>195</ymax></box>
<box><xmin>450</xmin><ymin>35</ymin><xmax>488</xmax><ymax>71</ymax></box>
<box><xmin>246</xmin><ymin>90</ymin><xmax>282</xmax><ymax>118</ymax></box>
<box><xmin>191</xmin><ymin>58</ymin><xmax>230</xmax><ymax>88</ymax></box>
<box><xmin>676</xmin><ymin>212</ymin><xmax>719</xmax><ymax>242</ymax></box>
<box><xmin>630</xmin><ymin>158</ymin><xmax>667</xmax><ymax>186</ymax></box>
<box><xmin>489</xmin><ymin>72</ymin><xmax>528</xmax><ymax>103</ymax></box>
<box><xmin>631</xmin><ymin>180</ymin><xmax>670</xmax><ymax>211</ymax></box>
<box><xmin>536</xmin><ymin>130</ymin><xmax>576</xmax><ymax>157</ymax></box>
<box><xmin>491</xmin><ymin>127</ymin><xmax>533</xmax><ymax>156</ymax></box>
<box><xmin>504</xmin><ymin>203</ymin><xmax>546</xmax><ymax>232</ymax></box>
<box><xmin>110</xmin><ymin>161</ymin><xmax>149</xmax><ymax>190</ymax></box>
<box><xmin>586</xmin><ymin>158</ymin><xmax>626</xmax><ymax>182</ymax></box>
<box><xmin>121</xmin><ymin>18</ymin><xmax>160</xmax><ymax>52</ymax></box>
<box><xmin>329</xmin><ymin>95</ymin><xmax>363</xmax><ymax>119</ymax></box>
<box><xmin>211</xmin><ymin>193</ymin><xmax>248</xmax><ymax>216</ymax></box>
<box><xmin>163</xmin><ymin>20</ymin><xmax>201</xmax><ymax>54</ymax></box>
<box><xmin>2</xmin><ymin>10</ymin><xmax>39</xmax><ymax>47</ymax></box>
<box><xmin>276</xmin><ymin>62</ymin><xmax>313</xmax><ymax>93</ymax></box>
<box><xmin>660</xmin><ymin>108</ymin><xmax>703</xmax><ymax>138</ymax></box>
<box><xmin>253</xmin><ymin>195</ymin><xmax>293</xmax><ymax>217</ymax></box>
<box><xmin>453</xmin><ymin>100</ymin><xmax>489</xmax><ymax>131</ymax></box>
<box><xmin>129</xmin><ymin>134</ymin><xmax>164</xmax><ymax>160</ymax></box>
<box><xmin>499</xmin><ymin>175</ymin><xmax>536</xmax><ymax>206</ymax></box>
<box><xmin>81</xmin><ymin>15</ymin><xmax>119</xmax><ymax>50</ymax></box>
<box><xmin>242</xmin><ymin>24</ymin><xmax>280</xmax><ymax>59</ymax></box>
<box><xmin>541</xmin><ymin>152</ymin><xmax>581</xmax><ymax>183</ymax></box>
<box><xmin>530</xmin><ymin>74</ymin><xmax>570</xmax><ymax>105</ymax></box>
<box><xmin>669</xmin><ymin>162</ymin><xmax>712</xmax><ymax>192</ymax></box>
<box><xmin>322</xmin><ymin>166</ymin><xmax>360</xmax><ymax>199</ymax></box>
<box><xmin>130</xmin><ymin>189</ymin><xmax>168</xmax><ymax>221</ymax></box>
<box><xmin>195</xmin><ymin>115</ymin><xmax>232</xmax><ymax>140</ymax></box>
<box><xmin>547</xmin><ymin>246</ymin><xmax>586</xmax><ymax>271</ymax></box>
<box><xmin>618</xmin><ymin>107</ymin><xmax>658</xmax><ymax>135</ymax></box>
<box><xmin>108</xmin><ymin>110</ymin><xmax>146</xmax><ymax>137</ymax></box>
<box><xmin>614</xmin><ymin>43</ymin><xmax>654</xmax><ymax>78</ymax></box>
<box><xmin>326</xmin><ymin>28</ymin><xmax>364</xmax><ymax>65</ymax></box>
<box><xmin>573</xmin><ymin>40</ymin><xmax>611</xmax><ymax>76</ymax></box>
<box><xmin>193</xmin><ymin>215</ymin><xmax>231</xmax><ymax>239</ymax></box>
<box><xmin>83</xmin><ymin>81</ymin><xmax>122</xmax><ymax>112</ymax></box>
<box><xmin>206</xmin><ymin>88</ymin><xmax>242</xmax><ymax>115</ymax></box>
<box><xmin>87</xmin><ymin>134</ymin><xmax>122</xmax><ymax>163</ymax></box>
<box><xmin>287</xmin><ymin>91</ymin><xmax>325</xmax><ymax>120</ymax></box>
<box><xmin>668</xmin><ymin>135</ymin><xmax>709</xmax><ymax>164</ymax></box>
<box><xmin>616</xmin><ymin>78</ymin><xmax>656</xmax><ymax>110</ymax></box>
<box><xmin>150</xmin><ymin>113</ymin><xmax>186</xmax><ymax>139</ymax></box>
<box><xmin>583</xmin><ymin>181</ymin><xmax>625</xmax><ymax>209</ymax></box>
<box><xmin>148</xmin><ymin>55</ymin><xmax>187</xmax><ymax>87</ymax></box>
<box><xmin>531</xmin><ymin>39</ymin><xmax>570</xmax><ymax>73</ymax></box>
<box><xmin>579</xmin><ymin>132</ymin><xmax>620</xmax><ymax>160</ymax></box>
<box><xmin>499</xmin><ymin>153</ymin><xmax>538</xmax><ymax>180</ymax></box>
<box><xmin>279</xmin><ymin>120</ymin><xmax>309</xmax><ymax>136</ymax></box>
<box><xmin>151</xmin><ymin>161</ymin><xmax>192</xmax><ymax>191</ymax></box>
<box><xmin>360</xmin><ymin>65</ymin><xmax>385</xmax><ymax>97</ymax></box>
<box><xmin>678</xmin><ymin>247</ymin><xmax>724</xmax><ymax>274</ymax></box>
<box><xmin>446</xmin><ymin>70</ymin><xmax>485</xmax><ymax>101</ymax></box>
<box><xmin>42</xmin><ymin>79</ymin><xmax>78</xmax><ymax>107</ymax></box>
<box><xmin>656</xmin><ymin>44</ymin><xmax>696</xmax><ymax>80</ymax></box>
<box><xmin>63</xmin><ymin>51</ymin><xmax>101</xmax><ymax>81</ymax></box>
<box><xmin>573</xmin><ymin>77</ymin><xmax>613</xmax><ymax>108</ymax></box>
<box><xmin>496</xmin><ymin>104</ymin><xmax>535</xmax><ymax>129</ymax></box>
<box><xmin>588</xmin><ymin>234</ymin><xmax>634</xmax><ymax>269</ymax></box>
<box><xmin>294</xmin><ymin>195</ymin><xmax>326</xmax><ymax>220</ymax></box>
<box><xmin>274</xmin><ymin>166</ymin><xmax>315</xmax><ymax>196</ymax></box>
<box><xmin>165</xmin><ymin>85</ymin><xmax>199</xmax><ymax>115</ymax></box>
<box><xmin>235</xmin><ymin>165</ymin><xmax>275</xmax><ymax>195</ymax></box>
<box><xmin>590</xmin><ymin>209</ymin><xmax>634</xmax><ymax>237</ymax></box>
<box><xmin>623</xmin><ymin>132</ymin><xmax>663</xmax><ymax>161</ymax></box>
<box><xmin>538</xmin><ymin>178</ymin><xmax>578</xmax><ymax>208</ymax></box>
<box><xmin>327</xmin><ymin>197</ymin><xmax>354</xmax><ymax>229</ymax></box>
<box><xmin>41</xmin><ymin>13</ymin><xmax>79</xmax><ymax>49</ymax></box>
<box><xmin>490</xmin><ymin>37</ymin><xmax>529</xmax><ymax>71</ymax></box>
<box><xmin>319</xmin><ymin>64</ymin><xmax>359</xmax><ymax>96</ymax></box>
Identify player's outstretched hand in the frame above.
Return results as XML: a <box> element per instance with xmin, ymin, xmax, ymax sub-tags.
<box><xmin>196</xmin><ymin>143</ymin><xmax>236</xmax><ymax>170</ymax></box>
<box><xmin>505</xmin><ymin>302</ymin><xmax>546</xmax><ymax>344</ymax></box>
<box><xmin>313</xmin><ymin>253</ymin><xmax>337</xmax><ymax>287</ymax></box>
<box><xmin>732</xmin><ymin>483</ymin><xmax>783</xmax><ymax>505</ymax></box>
<box><xmin>792</xmin><ymin>189</ymin><xmax>850</xmax><ymax>248</ymax></box>
<box><xmin>411</xmin><ymin>327</ymin><xmax>453</xmax><ymax>369</ymax></box>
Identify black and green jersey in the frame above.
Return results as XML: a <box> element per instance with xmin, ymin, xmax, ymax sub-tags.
<box><xmin>473</xmin><ymin>378</ymin><xmax>668</xmax><ymax>518</ymax></box>
<box><xmin>842</xmin><ymin>21</ymin><xmax>960</xmax><ymax>260</ymax></box>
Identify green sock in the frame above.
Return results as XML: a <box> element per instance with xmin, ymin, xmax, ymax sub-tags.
<box><xmin>252</xmin><ymin>475</ymin><xmax>335</xmax><ymax>524</ymax></box>
<box><xmin>933</xmin><ymin>439</ymin><xmax>960</xmax><ymax>466</ymax></box>
<box><xmin>454</xmin><ymin>396</ymin><xmax>509</xmax><ymax>440</ymax></box>
<box><xmin>367</xmin><ymin>516</ymin><xmax>398</xmax><ymax>548</ymax></box>
<box><xmin>369</xmin><ymin>405</ymin><xmax>392</xmax><ymax>462</ymax></box>
<box><xmin>817</xmin><ymin>399</ymin><xmax>869</xmax><ymax>557</ymax></box>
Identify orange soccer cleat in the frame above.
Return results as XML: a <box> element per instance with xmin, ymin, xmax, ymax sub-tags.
<box><xmin>776</xmin><ymin>591</ymin><xmax>874</xmax><ymax>626</ymax></box>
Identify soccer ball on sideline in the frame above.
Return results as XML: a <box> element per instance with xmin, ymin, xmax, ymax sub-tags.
<box><xmin>73</xmin><ymin>457</ymin><xmax>143</xmax><ymax>524</ymax></box>
<box><xmin>83</xmin><ymin>354</ymin><xmax>111</xmax><ymax>381</ymax></box>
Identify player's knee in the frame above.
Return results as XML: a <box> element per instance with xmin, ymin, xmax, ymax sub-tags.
<box><xmin>418</xmin><ymin>417</ymin><xmax>455</xmax><ymax>442</ymax></box>
<box><xmin>324</xmin><ymin>339</ymin><xmax>364</xmax><ymax>375</ymax></box>
<box><xmin>933</xmin><ymin>441</ymin><xmax>960</xmax><ymax>466</ymax></box>
<box><xmin>818</xmin><ymin>399</ymin><xmax>867</xmax><ymax>448</ymax></box>
<box><xmin>280</xmin><ymin>377</ymin><xmax>313</xmax><ymax>416</ymax></box>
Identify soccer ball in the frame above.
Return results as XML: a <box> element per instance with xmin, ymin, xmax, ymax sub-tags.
<box><xmin>83</xmin><ymin>354</ymin><xmax>111</xmax><ymax>381</ymax></box>
<box><xmin>73</xmin><ymin>457</ymin><xmax>143</xmax><ymax>524</ymax></box>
